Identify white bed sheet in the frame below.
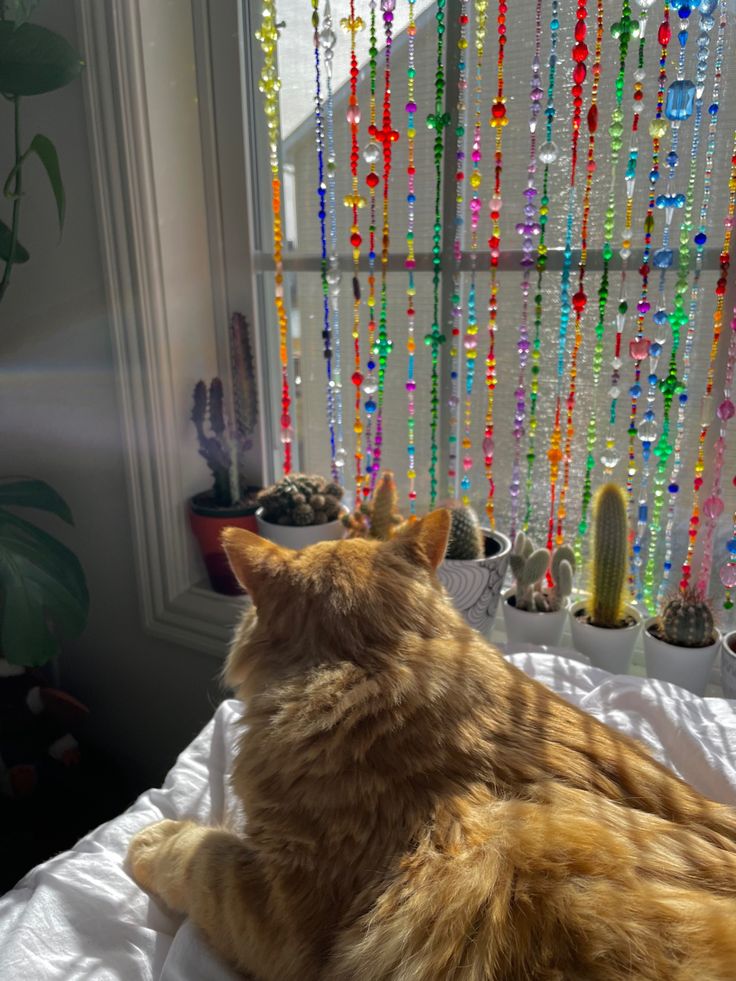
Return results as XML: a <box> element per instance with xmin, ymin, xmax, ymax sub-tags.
<box><xmin>2</xmin><ymin>652</ymin><xmax>735</xmax><ymax>981</ymax></box>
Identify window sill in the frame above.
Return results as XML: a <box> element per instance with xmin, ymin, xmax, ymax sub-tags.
<box><xmin>146</xmin><ymin>580</ymin><xmax>247</xmax><ymax>658</ymax></box>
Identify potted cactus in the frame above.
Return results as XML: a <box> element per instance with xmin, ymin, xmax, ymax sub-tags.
<box><xmin>189</xmin><ymin>313</ymin><xmax>260</xmax><ymax>594</ymax></box>
<box><xmin>721</xmin><ymin>629</ymin><xmax>736</xmax><ymax>700</ymax></box>
<box><xmin>342</xmin><ymin>471</ymin><xmax>404</xmax><ymax>541</ymax></box>
<box><xmin>644</xmin><ymin>588</ymin><xmax>720</xmax><ymax>696</ymax></box>
<box><xmin>569</xmin><ymin>483</ymin><xmax>642</xmax><ymax>673</ymax></box>
<box><xmin>256</xmin><ymin>474</ymin><xmax>346</xmax><ymax>548</ymax></box>
<box><xmin>501</xmin><ymin>534</ymin><xmax>575</xmax><ymax>648</ymax></box>
<box><xmin>435</xmin><ymin>502</ymin><xmax>511</xmax><ymax>638</ymax></box>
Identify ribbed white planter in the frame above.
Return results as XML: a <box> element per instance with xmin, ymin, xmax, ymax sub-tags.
<box><xmin>569</xmin><ymin>599</ymin><xmax>642</xmax><ymax>674</ymax></box>
<box><xmin>501</xmin><ymin>589</ymin><xmax>569</xmax><ymax>648</ymax></box>
<box><xmin>643</xmin><ymin>618</ymin><xmax>720</xmax><ymax>696</ymax></box>
<box><xmin>437</xmin><ymin>530</ymin><xmax>511</xmax><ymax>638</ymax></box>
<box><xmin>255</xmin><ymin>507</ymin><xmax>347</xmax><ymax>549</ymax></box>
<box><xmin>721</xmin><ymin>631</ymin><xmax>736</xmax><ymax>700</ymax></box>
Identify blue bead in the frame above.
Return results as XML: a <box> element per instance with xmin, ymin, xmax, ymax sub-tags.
<box><xmin>630</xmin><ymin>384</ymin><xmax>641</xmax><ymax>397</ymax></box>
<box><xmin>664</xmin><ymin>561</ymin><xmax>672</xmax><ymax>571</ymax></box>
<box><xmin>638</xmin><ymin>504</ymin><xmax>648</xmax><ymax>521</ymax></box>
<box><xmin>697</xmin><ymin>0</ymin><xmax>717</xmax><ymax>14</ymax></box>
<box><xmin>633</xmin><ymin>543</ymin><xmax>641</xmax><ymax>554</ymax></box>
<box><xmin>666</xmin><ymin>79</ymin><xmax>696</xmax><ymax>121</ymax></box>
<box><xmin>650</xmin><ymin>170</ymin><xmax>659</xmax><ymax>183</ymax></box>
<box><xmin>369</xmin><ymin>251</ymin><xmax>376</xmax><ymax>261</ymax></box>
<box><xmin>407</xmin><ymin>193</ymin><xmax>416</xmax><ymax>203</ymax></box>
<box><xmin>550</xmin><ymin>17</ymin><xmax>559</xmax><ymax>29</ymax></box>
<box><xmin>668</xmin><ymin>483</ymin><xmax>679</xmax><ymax>493</ymax></box>
<box><xmin>367</xmin><ymin>360</ymin><xmax>375</xmax><ymax>371</ymax></box>
<box><xmin>709</xmin><ymin>103</ymin><xmax>719</xmax><ymax>115</ymax></box>
<box><xmin>679</xmin><ymin>393</ymin><xmax>688</xmax><ymax>403</ymax></box>
<box><xmin>694</xmin><ymin>231</ymin><xmax>707</xmax><ymax>245</ymax></box>
<box><xmin>364</xmin><ymin>399</ymin><xmax>377</xmax><ymax>414</ymax></box>
<box><xmin>650</xmin><ymin>342</ymin><xmax>663</xmax><ymax>356</ymax></box>
<box><xmin>648</xmin><ymin>373</ymin><xmax>658</xmax><ymax>385</ymax></box>
<box><xmin>728</xmin><ymin>539</ymin><xmax>736</xmax><ymax>555</ymax></box>
<box><xmin>666</xmin><ymin>151</ymin><xmax>679</xmax><ymax>167</ymax></box>
<box><xmin>653</xmin><ymin>247</ymin><xmax>673</xmax><ymax>269</ymax></box>
<box><xmin>678</xmin><ymin>29</ymin><xmax>688</xmax><ymax>46</ymax></box>
<box><xmin>653</xmin><ymin>310</ymin><xmax>669</xmax><ymax>324</ymax></box>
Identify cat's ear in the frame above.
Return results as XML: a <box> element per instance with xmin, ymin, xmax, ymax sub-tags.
<box><xmin>390</xmin><ymin>509</ymin><xmax>451</xmax><ymax>571</ymax></box>
<box><xmin>221</xmin><ymin>527</ymin><xmax>289</xmax><ymax>601</ymax></box>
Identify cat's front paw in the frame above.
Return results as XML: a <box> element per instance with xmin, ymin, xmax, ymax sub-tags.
<box><xmin>127</xmin><ymin>818</ymin><xmax>185</xmax><ymax>894</ymax></box>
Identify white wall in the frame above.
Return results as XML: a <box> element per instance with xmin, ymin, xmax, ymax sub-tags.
<box><xmin>0</xmin><ymin>2</ymin><xmax>224</xmax><ymax>789</ymax></box>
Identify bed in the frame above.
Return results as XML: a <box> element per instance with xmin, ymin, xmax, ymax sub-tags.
<box><xmin>2</xmin><ymin>651</ymin><xmax>735</xmax><ymax>981</ymax></box>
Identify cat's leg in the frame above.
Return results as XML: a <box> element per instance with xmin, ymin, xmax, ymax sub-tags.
<box><xmin>127</xmin><ymin>820</ymin><xmax>313</xmax><ymax>980</ymax></box>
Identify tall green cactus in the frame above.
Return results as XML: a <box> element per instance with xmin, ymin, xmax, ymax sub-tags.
<box><xmin>590</xmin><ymin>483</ymin><xmax>628</xmax><ymax>628</ymax></box>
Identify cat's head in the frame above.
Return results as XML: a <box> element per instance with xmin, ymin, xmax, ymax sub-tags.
<box><xmin>221</xmin><ymin>510</ymin><xmax>456</xmax><ymax>697</ymax></box>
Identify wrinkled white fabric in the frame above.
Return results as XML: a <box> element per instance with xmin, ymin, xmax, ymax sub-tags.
<box><xmin>1</xmin><ymin>652</ymin><xmax>735</xmax><ymax>980</ymax></box>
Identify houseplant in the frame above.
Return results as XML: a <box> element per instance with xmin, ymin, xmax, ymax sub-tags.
<box><xmin>644</xmin><ymin>587</ymin><xmax>720</xmax><ymax>696</ymax></box>
<box><xmin>256</xmin><ymin>473</ymin><xmax>346</xmax><ymax>548</ymax></box>
<box><xmin>569</xmin><ymin>483</ymin><xmax>641</xmax><ymax>673</ymax></box>
<box><xmin>721</xmin><ymin>629</ymin><xmax>736</xmax><ymax>700</ymax></box>
<box><xmin>502</xmin><ymin>533</ymin><xmax>574</xmax><ymax>648</ymax></box>
<box><xmin>0</xmin><ymin>4</ymin><xmax>89</xmax><ymax>668</ymax></box>
<box><xmin>435</xmin><ymin>502</ymin><xmax>511</xmax><ymax>637</ymax></box>
<box><xmin>189</xmin><ymin>313</ymin><xmax>260</xmax><ymax>594</ymax></box>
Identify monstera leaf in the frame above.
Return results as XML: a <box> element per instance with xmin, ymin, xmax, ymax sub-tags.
<box><xmin>0</xmin><ymin>478</ymin><xmax>89</xmax><ymax>667</ymax></box>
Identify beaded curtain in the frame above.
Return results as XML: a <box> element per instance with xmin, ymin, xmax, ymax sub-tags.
<box><xmin>257</xmin><ymin>0</ymin><xmax>736</xmax><ymax>616</ymax></box>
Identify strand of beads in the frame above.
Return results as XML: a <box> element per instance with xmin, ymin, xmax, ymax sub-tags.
<box><xmin>719</xmin><ymin>306</ymin><xmax>736</xmax><ymax>610</ymax></box>
<box><xmin>556</xmin><ymin>0</ymin><xmax>603</xmax><ymax>548</ymax></box>
<box><xmin>341</xmin><ymin>4</ymin><xmax>365</xmax><ymax>502</ymax></box>
<box><xmin>256</xmin><ymin>3</ymin><xmax>292</xmax><ymax>473</ymax></box>
<box><xmin>362</xmin><ymin>1</ymin><xmax>379</xmax><ymax>497</ymax></box>
<box><xmin>680</xmin><ymin>132</ymin><xmax>736</xmax><ymax>590</ymax></box>
<box><xmin>600</xmin><ymin>0</ymin><xmax>653</xmax><ymax>485</ymax></box>
<box><xmin>460</xmin><ymin>0</ymin><xmax>488</xmax><ymax>508</ymax></box>
<box><xmin>483</xmin><ymin>0</ymin><xmax>508</xmax><ymax>527</ymax></box>
<box><xmin>626</xmin><ymin>2</ymin><xmax>671</xmax><ymax>595</ymax></box>
<box><xmin>405</xmin><ymin>0</ymin><xmax>418</xmax><ymax>512</ymax></box>
<box><xmin>446</xmin><ymin>1</ymin><xmax>470</xmax><ymax>501</ymax></box>
<box><xmin>576</xmin><ymin>0</ymin><xmax>638</xmax><ymax>561</ymax></box>
<box><xmin>700</xmin><ymin>302</ymin><xmax>736</xmax><ymax>599</ymax></box>
<box><xmin>524</xmin><ymin>1</ymin><xmax>560</xmax><ymax>530</ymax></box>
<box><xmin>426</xmin><ymin>0</ymin><xmax>450</xmax><ymax>508</ymax></box>
<box><xmin>311</xmin><ymin>1</ymin><xmax>337</xmax><ymax>478</ymax></box>
<box><xmin>508</xmin><ymin>0</ymin><xmax>542</xmax><ymax>540</ymax></box>
<box><xmin>658</xmin><ymin>0</ymin><xmax>725</xmax><ymax>603</ymax></box>
<box><xmin>369</xmin><ymin>0</ymin><xmax>399</xmax><ymax>488</ymax></box>
<box><xmin>545</xmin><ymin>0</ymin><xmax>588</xmax><ymax>550</ymax></box>
<box><xmin>321</xmin><ymin>1</ymin><xmax>346</xmax><ymax>478</ymax></box>
<box><xmin>643</xmin><ymin>0</ymin><xmax>719</xmax><ymax>609</ymax></box>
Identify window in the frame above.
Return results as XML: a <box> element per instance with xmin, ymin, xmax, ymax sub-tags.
<box><xmin>244</xmin><ymin>0</ymin><xmax>736</xmax><ymax>609</ymax></box>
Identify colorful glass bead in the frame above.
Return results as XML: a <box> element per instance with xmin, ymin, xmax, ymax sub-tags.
<box><xmin>665</xmin><ymin>79</ymin><xmax>696</xmax><ymax>120</ymax></box>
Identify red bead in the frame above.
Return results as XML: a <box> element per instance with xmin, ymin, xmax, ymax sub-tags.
<box><xmin>658</xmin><ymin>21</ymin><xmax>671</xmax><ymax>46</ymax></box>
<box><xmin>587</xmin><ymin>104</ymin><xmax>598</xmax><ymax>133</ymax></box>
<box><xmin>366</xmin><ymin>172</ymin><xmax>379</xmax><ymax>188</ymax></box>
<box><xmin>573</xmin><ymin>42</ymin><xmax>588</xmax><ymax>62</ymax></box>
<box><xmin>572</xmin><ymin>290</ymin><xmax>587</xmax><ymax>312</ymax></box>
<box><xmin>574</xmin><ymin>19</ymin><xmax>587</xmax><ymax>41</ymax></box>
<box><xmin>351</xmin><ymin>371</ymin><xmax>363</xmax><ymax>386</ymax></box>
<box><xmin>573</xmin><ymin>63</ymin><xmax>587</xmax><ymax>84</ymax></box>
<box><xmin>491</xmin><ymin>100</ymin><xmax>507</xmax><ymax>120</ymax></box>
<box><xmin>350</xmin><ymin>232</ymin><xmax>362</xmax><ymax>248</ymax></box>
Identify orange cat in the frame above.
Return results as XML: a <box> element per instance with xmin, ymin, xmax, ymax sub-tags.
<box><xmin>128</xmin><ymin>511</ymin><xmax>736</xmax><ymax>980</ymax></box>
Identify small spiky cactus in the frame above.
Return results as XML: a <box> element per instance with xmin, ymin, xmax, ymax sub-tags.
<box><xmin>590</xmin><ymin>483</ymin><xmax>628</xmax><ymax>628</ymax></box>
<box><xmin>343</xmin><ymin>471</ymin><xmax>405</xmax><ymax>540</ymax></box>
<box><xmin>509</xmin><ymin>532</ymin><xmax>551</xmax><ymax>611</ymax></box>
<box><xmin>445</xmin><ymin>504</ymin><xmax>484</xmax><ymax>560</ymax></box>
<box><xmin>657</xmin><ymin>587</ymin><xmax>716</xmax><ymax>648</ymax></box>
<box><xmin>258</xmin><ymin>474</ymin><xmax>344</xmax><ymax>527</ymax></box>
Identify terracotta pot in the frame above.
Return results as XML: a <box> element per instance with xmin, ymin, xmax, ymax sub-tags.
<box><xmin>643</xmin><ymin>618</ymin><xmax>720</xmax><ymax>696</ymax></box>
<box><xmin>437</xmin><ymin>530</ymin><xmax>511</xmax><ymax>638</ymax></box>
<box><xmin>501</xmin><ymin>589</ymin><xmax>569</xmax><ymax>648</ymax></box>
<box><xmin>189</xmin><ymin>492</ymin><xmax>259</xmax><ymax>596</ymax></box>
<box><xmin>569</xmin><ymin>599</ymin><xmax>642</xmax><ymax>674</ymax></box>
<box><xmin>721</xmin><ymin>631</ymin><xmax>736</xmax><ymax>700</ymax></box>
<box><xmin>255</xmin><ymin>506</ymin><xmax>347</xmax><ymax>549</ymax></box>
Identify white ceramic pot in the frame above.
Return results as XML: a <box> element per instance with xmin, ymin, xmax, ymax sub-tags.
<box><xmin>437</xmin><ymin>530</ymin><xmax>511</xmax><ymax>638</ymax></box>
<box><xmin>501</xmin><ymin>589</ymin><xmax>569</xmax><ymax>648</ymax></box>
<box><xmin>643</xmin><ymin>618</ymin><xmax>720</xmax><ymax>696</ymax></box>
<box><xmin>721</xmin><ymin>631</ymin><xmax>736</xmax><ymax>700</ymax></box>
<box><xmin>569</xmin><ymin>599</ymin><xmax>642</xmax><ymax>674</ymax></box>
<box><xmin>255</xmin><ymin>506</ymin><xmax>346</xmax><ymax>549</ymax></box>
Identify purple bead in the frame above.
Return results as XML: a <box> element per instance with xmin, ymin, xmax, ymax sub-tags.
<box><xmin>405</xmin><ymin>380</ymin><xmax>416</xmax><ymax>391</ymax></box>
<box><xmin>405</xmin><ymin>101</ymin><xmax>417</xmax><ymax>113</ymax></box>
<box><xmin>717</xmin><ymin>398</ymin><xmax>735</xmax><ymax>420</ymax></box>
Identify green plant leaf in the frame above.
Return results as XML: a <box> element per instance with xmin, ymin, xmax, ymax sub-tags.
<box><xmin>5</xmin><ymin>0</ymin><xmax>44</xmax><ymax>28</ymax></box>
<box><xmin>0</xmin><ymin>22</ymin><xmax>84</xmax><ymax>96</ymax></box>
<box><xmin>0</xmin><ymin>510</ymin><xmax>89</xmax><ymax>666</ymax></box>
<box><xmin>3</xmin><ymin>134</ymin><xmax>65</xmax><ymax>230</ymax></box>
<box><xmin>0</xmin><ymin>477</ymin><xmax>73</xmax><ymax>523</ymax></box>
<box><xmin>0</xmin><ymin>217</ymin><xmax>29</xmax><ymax>262</ymax></box>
